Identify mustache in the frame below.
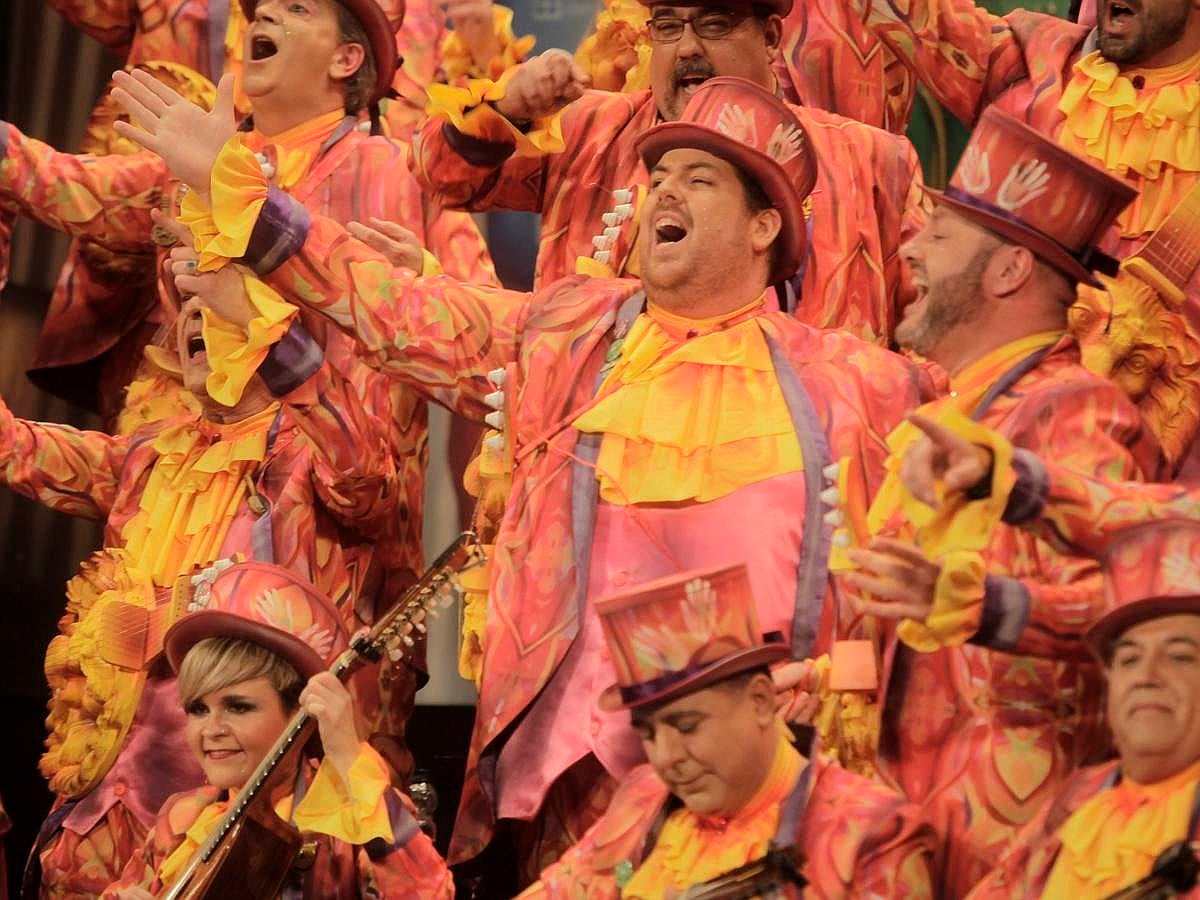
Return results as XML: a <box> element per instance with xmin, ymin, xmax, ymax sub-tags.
<box><xmin>671</xmin><ymin>58</ymin><xmax>716</xmax><ymax>90</ymax></box>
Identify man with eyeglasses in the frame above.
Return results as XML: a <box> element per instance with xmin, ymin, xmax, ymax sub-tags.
<box><xmin>410</xmin><ymin>0</ymin><xmax>928</xmax><ymax>347</ymax></box>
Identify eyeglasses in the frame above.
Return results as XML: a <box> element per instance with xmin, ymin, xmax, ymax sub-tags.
<box><xmin>646</xmin><ymin>10</ymin><xmax>752</xmax><ymax>43</ymax></box>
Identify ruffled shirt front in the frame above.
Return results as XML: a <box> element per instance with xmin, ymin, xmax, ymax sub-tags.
<box><xmin>1057</xmin><ymin>48</ymin><xmax>1200</xmax><ymax>236</ymax></box>
<box><xmin>120</xmin><ymin>403</ymin><xmax>279</xmax><ymax>586</ymax></box>
<box><xmin>622</xmin><ymin>729</ymin><xmax>803</xmax><ymax>898</ymax></box>
<box><xmin>572</xmin><ymin>299</ymin><xmax>804</xmax><ymax>505</ymax></box>
<box><xmin>1043</xmin><ymin>760</ymin><xmax>1200</xmax><ymax>898</ymax></box>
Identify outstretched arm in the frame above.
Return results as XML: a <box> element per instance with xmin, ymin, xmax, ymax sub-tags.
<box><xmin>0</xmin><ymin>391</ymin><xmax>130</xmax><ymax>520</ymax></box>
<box><xmin>0</xmin><ymin>120</ymin><xmax>164</xmax><ymax>249</ymax></box>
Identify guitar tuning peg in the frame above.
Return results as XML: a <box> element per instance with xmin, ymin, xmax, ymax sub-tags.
<box><xmin>415</xmin><ymin>622</ymin><xmax>427</xmax><ymax>633</ymax></box>
<box><xmin>402</xmin><ymin>635</ymin><xmax>414</xmax><ymax>646</ymax></box>
<box><xmin>388</xmin><ymin>646</ymin><xmax>404</xmax><ymax>661</ymax></box>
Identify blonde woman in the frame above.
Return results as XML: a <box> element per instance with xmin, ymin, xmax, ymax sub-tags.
<box><xmin>104</xmin><ymin>561</ymin><xmax>453</xmax><ymax>899</ymax></box>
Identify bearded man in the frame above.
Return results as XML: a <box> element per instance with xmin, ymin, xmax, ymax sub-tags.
<box><xmin>835</xmin><ymin>105</ymin><xmax>1163</xmax><ymax>897</ymax></box>
<box><xmin>850</xmin><ymin>0</ymin><xmax>1200</xmax><ymax>472</ymax></box>
<box><xmin>409</xmin><ymin>0</ymin><xmax>929</xmax><ymax>346</ymax></box>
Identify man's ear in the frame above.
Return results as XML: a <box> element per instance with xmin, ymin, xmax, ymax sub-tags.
<box><xmin>329</xmin><ymin>41</ymin><xmax>366</xmax><ymax>81</ymax></box>
<box><xmin>750</xmin><ymin>206</ymin><xmax>783</xmax><ymax>256</ymax></box>
<box><xmin>747</xmin><ymin>672</ymin><xmax>778</xmax><ymax>726</ymax></box>
<box><xmin>761</xmin><ymin>14</ymin><xmax>783</xmax><ymax>60</ymax></box>
<box><xmin>987</xmin><ymin>243</ymin><xmax>1035</xmax><ymax>299</ymax></box>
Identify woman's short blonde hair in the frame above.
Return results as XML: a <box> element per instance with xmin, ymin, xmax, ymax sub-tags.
<box><xmin>177</xmin><ymin>637</ymin><xmax>304</xmax><ymax>710</ymax></box>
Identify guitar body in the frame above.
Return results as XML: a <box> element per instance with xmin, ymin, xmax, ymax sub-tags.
<box><xmin>164</xmin><ymin>802</ymin><xmax>303</xmax><ymax>900</ymax></box>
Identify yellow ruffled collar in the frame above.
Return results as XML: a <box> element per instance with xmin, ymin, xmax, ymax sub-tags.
<box><xmin>243</xmin><ymin>108</ymin><xmax>346</xmax><ymax>190</ymax></box>
<box><xmin>948</xmin><ymin>331</ymin><xmax>1065</xmax><ymax>397</ymax></box>
<box><xmin>1057</xmin><ymin>49</ymin><xmax>1200</xmax><ymax>235</ymax></box>
<box><xmin>1046</xmin><ymin>758</ymin><xmax>1200</xmax><ymax>896</ymax></box>
<box><xmin>622</xmin><ymin>731</ymin><xmax>802</xmax><ymax>897</ymax></box>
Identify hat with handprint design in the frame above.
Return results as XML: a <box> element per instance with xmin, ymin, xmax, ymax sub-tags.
<box><xmin>1086</xmin><ymin>520</ymin><xmax>1200</xmax><ymax>662</ymax></box>
<box><xmin>164</xmin><ymin>561</ymin><xmax>349</xmax><ymax>678</ymax></box>
<box><xmin>239</xmin><ymin>0</ymin><xmax>403</xmax><ymax>107</ymax></box>
<box><xmin>931</xmin><ymin>106</ymin><xmax>1135</xmax><ymax>286</ymax></box>
<box><xmin>596</xmin><ymin>562</ymin><xmax>791</xmax><ymax>711</ymax></box>
<box><xmin>636</xmin><ymin>77</ymin><xmax>817</xmax><ymax>285</ymax></box>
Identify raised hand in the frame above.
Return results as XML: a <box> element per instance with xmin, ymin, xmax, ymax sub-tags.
<box><xmin>346</xmin><ymin>218</ymin><xmax>425</xmax><ymax>271</ymax></box>
<box><xmin>899</xmin><ymin>413</ymin><xmax>993</xmax><ymax>508</ymax></box>
<box><xmin>772</xmin><ymin>660</ymin><xmax>822</xmax><ymax>725</ymax></box>
<box><xmin>844</xmin><ymin>537</ymin><xmax>940</xmax><ymax>622</ymax></box>
<box><xmin>495</xmin><ymin>50</ymin><xmax>591</xmax><ymax>123</ymax></box>
<box><xmin>299</xmin><ymin>672</ymin><xmax>361</xmax><ymax>783</ymax></box>
<box><xmin>111</xmin><ymin>70</ymin><xmax>238</xmax><ymax>197</ymax></box>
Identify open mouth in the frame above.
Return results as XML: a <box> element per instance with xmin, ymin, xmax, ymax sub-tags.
<box><xmin>250</xmin><ymin>34</ymin><xmax>279</xmax><ymax>61</ymax></box>
<box><xmin>186</xmin><ymin>333</ymin><xmax>206</xmax><ymax>359</ymax></box>
<box><xmin>654</xmin><ymin>221</ymin><xmax>688</xmax><ymax>245</ymax></box>
<box><xmin>1106</xmin><ymin>0</ymin><xmax>1136</xmax><ymax>25</ymax></box>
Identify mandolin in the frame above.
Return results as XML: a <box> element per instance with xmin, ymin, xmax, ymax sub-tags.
<box><xmin>158</xmin><ymin>532</ymin><xmax>486</xmax><ymax>900</ymax></box>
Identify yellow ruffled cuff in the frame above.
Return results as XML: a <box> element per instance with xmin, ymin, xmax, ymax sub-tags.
<box><xmin>292</xmin><ymin>742</ymin><xmax>395</xmax><ymax>845</ymax></box>
<box><xmin>440</xmin><ymin>6</ymin><xmax>536</xmax><ymax>82</ymax></box>
<box><xmin>898</xmin><ymin>409</ymin><xmax>1016</xmax><ymax>558</ymax></box>
<box><xmin>896</xmin><ymin>550</ymin><xmax>986</xmax><ymax>652</ymax></box>
<box><xmin>201</xmin><ymin>277</ymin><xmax>298</xmax><ymax>406</ymax></box>
<box><xmin>425</xmin><ymin>68</ymin><xmax>566</xmax><ymax>158</ymax></box>
<box><xmin>179</xmin><ymin>135</ymin><xmax>270</xmax><ymax>271</ymax></box>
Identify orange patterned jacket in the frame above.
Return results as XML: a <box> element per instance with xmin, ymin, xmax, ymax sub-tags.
<box><xmin>229</xmin><ymin>183</ymin><xmax>932</xmax><ymax>861</ymax></box>
<box><xmin>520</xmin><ymin>757</ymin><xmax>936</xmax><ymax>899</ymax></box>
<box><xmin>411</xmin><ymin>88</ymin><xmax>928</xmax><ymax>345</ymax></box>
<box><xmin>877</xmin><ymin>337</ymin><xmax>1162</xmax><ymax>897</ymax></box>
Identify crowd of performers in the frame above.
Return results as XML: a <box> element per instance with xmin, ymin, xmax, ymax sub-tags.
<box><xmin>2</xmin><ymin>0</ymin><xmax>1200</xmax><ymax>895</ymax></box>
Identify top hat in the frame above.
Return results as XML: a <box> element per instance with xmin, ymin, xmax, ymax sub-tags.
<box><xmin>1086</xmin><ymin>520</ymin><xmax>1200</xmax><ymax>660</ymax></box>
<box><xmin>636</xmin><ymin>76</ymin><xmax>817</xmax><ymax>285</ymax></box>
<box><xmin>239</xmin><ymin>0</ymin><xmax>403</xmax><ymax>107</ymax></box>
<box><xmin>597</xmin><ymin>562</ymin><xmax>790</xmax><ymax>711</ymax></box>
<box><xmin>164</xmin><ymin>561</ymin><xmax>348</xmax><ymax>678</ymax></box>
<box><xmin>930</xmin><ymin>105</ymin><xmax>1135</xmax><ymax>287</ymax></box>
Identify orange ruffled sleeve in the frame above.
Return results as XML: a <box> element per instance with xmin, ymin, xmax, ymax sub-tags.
<box><xmin>425</xmin><ymin>68</ymin><xmax>566</xmax><ymax>158</ymax></box>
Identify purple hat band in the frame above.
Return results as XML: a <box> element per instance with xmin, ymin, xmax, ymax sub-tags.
<box><xmin>941</xmin><ymin>186</ymin><xmax>1120</xmax><ymax>278</ymax></box>
<box><xmin>617</xmin><ymin>630</ymin><xmax>787</xmax><ymax>705</ymax></box>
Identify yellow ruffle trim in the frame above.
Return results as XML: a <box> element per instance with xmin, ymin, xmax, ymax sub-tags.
<box><xmin>201</xmin><ymin>277</ymin><xmax>298</xmax><ymax>407</ymax></box>
<box><xmin>115</xmin><ymin>366</ymin><xmax>201</xmax><ymax>438</ymax></box>
<box><xmin>158</xmin><ymin>743</ymin><xmax>395</xmax><ymax>889</ymax></box>
<box><xmin>119</xmin><ymin>404</ymin><xmax>278</xmax><ymax>586</ymax></box>
<box><xmin>1057</xmin><ymin>50</ymin><xmax>1200</xmax><ymax>236</ymax></box>
<box><xmin>622</xmin><ymin>730</ymin><xmax>801</xmax><ymax>898</ymax></box>
<box><xmin>440</xmin><ymin>5</ymin><xmax>536</xmax><ymax>82</ymax></box>
<box><xmin>575</xmin><ymin>0</ymin><xmax>651</xmax><ymax>93</ymax></box>
<box><xmin>456</xmin><ymin>544</ymin><xmax>493</xmax><ymax>684</ymax></box>
<box><xmin>292</xmin><ymin>742</ymin><xmax>396</xmax><ymax>844</ymax></box>
<box><xmin>573</xmin><ymin>308</ymin><xmax>803</xmax><ymax>504</ymax></box>
<box><xmin>40</xmin><ymin>549</ymin><xmax>155</xmax><ymax>799</ymax></box>
<box><xmin>425</xmin><ymin>67</ymin><xmax>566</xmax><ymax>158</ymax></box>
<box><xmin>805</xmin><ymin>654</ymin><xmax>879</xmax><ymax>777</ymax></box>
<box><xmin>179</xmin><ymin>136</ymin><xmax>269</xmax><ymax>271</ymax></box>
<box><xmin>1045</xmin><ymin>759</ymin><xmax>1200</xmax><ymax>898</ymax></box>
<box><xmin>896</xmin><ymin>549</ymin><xmax>986</xmax><ymax>652</ymax></box>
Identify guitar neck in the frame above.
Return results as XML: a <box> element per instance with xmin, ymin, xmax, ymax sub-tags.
<box><xmin>1128</xmin><ymin>188</ymin><xmax>1200</xmax><ymax>305</ymax></box>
